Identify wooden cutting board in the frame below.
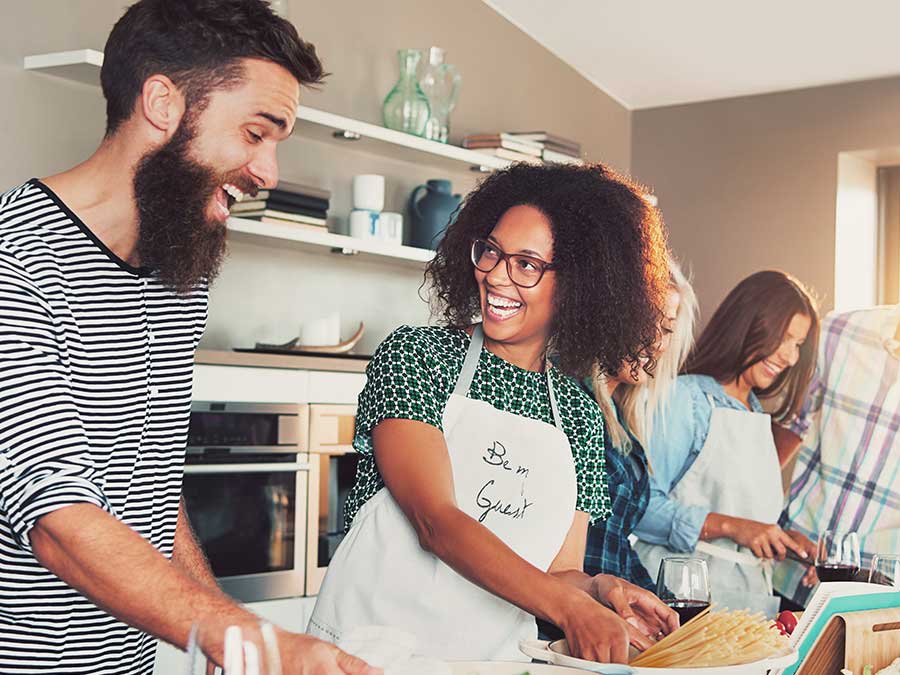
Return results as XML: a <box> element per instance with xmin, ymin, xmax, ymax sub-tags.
<box><xmin>797</xmin><ymin>607</ymin><xmax>900</xmax><ymax>675</ymax></box>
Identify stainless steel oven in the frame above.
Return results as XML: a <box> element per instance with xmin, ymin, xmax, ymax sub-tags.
<box><xmin>182</xmin><ymin>402</ymin><xmax>312</xmax><ymax>603</ymax></box>
<box><xmin>306</xmin><ymin>404</ymin><xmax>359</xmax><ymax>595</ymax></box>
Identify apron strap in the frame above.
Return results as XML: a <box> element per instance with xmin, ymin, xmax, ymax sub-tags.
<box><xmin>453</xmin><ymin>324</ymin><xmax>564</xmax><ymax>430</ymax></box>
<box><xmin>546</xmin><ymin>367</ymin><xmax>563</xmax><ymax>429</ymax></box>
<box><xmin>695</xmin><ymin>539</ymin><xmax>775</xmax><ymax>595</ymax></box>
<box><xmin>452</xmin><ymin>324</ymin><xmax>485</xmax><ymax>397</ymax></box>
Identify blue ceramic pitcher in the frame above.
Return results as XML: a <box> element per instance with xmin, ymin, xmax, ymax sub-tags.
<box><xmin>408</xmin><ymin>179</ymin><xmax>462</xmax><ymax>250</ymax></box>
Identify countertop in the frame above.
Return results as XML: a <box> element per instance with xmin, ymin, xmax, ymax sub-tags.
<box><xmin>195</xmin><ymin>348</ymin><xmax>369</xmax><ymax>373</ymax></box>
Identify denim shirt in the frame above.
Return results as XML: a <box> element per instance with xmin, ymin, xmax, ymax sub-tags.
<box><xmin>582</xmin><ymin>399</ymin><xmax>654</xmax><ymax>591</ymax></box>
<box><xmin>633</xmin><ymin>374</ymin><xmax>764</xmax><ymax>552</ymax></box>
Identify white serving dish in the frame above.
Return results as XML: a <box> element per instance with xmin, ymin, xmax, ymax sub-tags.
<box><xmin>448</xmin><ymin>662</ymin><xmax>602</xmax><ymax>675</ymax></box>
<box><xmin>519</xmin><ymin>639</ymin><xmax>799</xmax><ymax>675</ymax></box>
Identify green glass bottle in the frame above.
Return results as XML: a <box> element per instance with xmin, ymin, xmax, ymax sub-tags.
<box><xmin>382</xmin><ymin>49</ymin><xmax>430</xmax><ymax>137</ymax></box>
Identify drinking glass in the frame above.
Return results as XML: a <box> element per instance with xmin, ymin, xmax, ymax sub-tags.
<box><xmin>815</xmin><ymin>530</ymin><xmax>861</xmax><ymax>582</ymax></box>
<box><xmin>655</xmin><ymin>557</ymin><xmax>711</xmax><ymax>624</ymax></box>
<box><xmin>868</xmin><ymin>553</ymin><xmax>900</xmax><ymax>587</ymax></box>
<box><xmin>184</xmin><ymin>620</ymin><xmax>282</xmax><ymax>675</ymax></box>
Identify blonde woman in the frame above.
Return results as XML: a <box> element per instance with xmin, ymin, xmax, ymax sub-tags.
<box><xmin>585</xmin><ymin>260</ymin><xmax>698</xmax><ymax>589</ymax></box>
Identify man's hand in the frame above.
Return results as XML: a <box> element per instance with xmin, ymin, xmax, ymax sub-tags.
<box><xmin>590</xmin><ymin>574</ymin><xmax>680</xmax><ymax>643</ymax></box>
<box><xmin>276</xmin><ymin>631</ymin><xmax>381</xmax><ymax>675</ymax></box>
<box><xmin>29</xmin><ymin>504</ymin><xmax>379</xmax><ymax>674</ymax></box>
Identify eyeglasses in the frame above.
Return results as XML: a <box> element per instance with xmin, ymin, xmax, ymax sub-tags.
<box><xmin>470</xmin><ymin>238</ymin><xmax>555</xmax><ymax>288</ymax></box>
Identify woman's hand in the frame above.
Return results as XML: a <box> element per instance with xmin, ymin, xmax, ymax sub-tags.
<box><xmin>704</xmin><ymin>513</ymin><xmax>809</xmax><ymax>560</ymax></box>
<box><xmin>786</xmin><ymin>530</ymin><xmax>819</xmax><ymax>586</ymax></box>
<box><xmin>731</xmin><ymin>519</ymin><xmax>809</xmax><ymax>560</ymax></box>
<box><xmin>590</xmin><ymin>574</ymin><xmax>680</xmax><ymax>640</ymax></box>
<box><xmin>556</xmin><ymin>590</ymin><xmax>637</xmax><ymax>664</ymax></box>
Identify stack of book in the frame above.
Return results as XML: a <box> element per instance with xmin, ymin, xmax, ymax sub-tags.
<box><xmin>230</xmin><ymin>180</ymin><xmax>331</xmax><ymax>230</ymax></box>
<box><xmin>462</xmin><ymin>131</ymin><xmax>583</xmax><ymax>165</ymax></box>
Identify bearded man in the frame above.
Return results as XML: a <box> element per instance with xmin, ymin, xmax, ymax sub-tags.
<box><xmin>0</xmin><ymin>1</ymin><xmax>375</xmax><ymax>674</ymax></box>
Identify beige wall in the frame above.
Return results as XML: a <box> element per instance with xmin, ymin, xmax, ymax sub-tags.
<box><xmin>0</xmin><ymin>0</ymin><xmax>630</xmax><ymax>353</ymax></box>
<box><xmin>631</xmin><ymin>75</ymin><xmax>900</xmax><ymax>319</ymax></box>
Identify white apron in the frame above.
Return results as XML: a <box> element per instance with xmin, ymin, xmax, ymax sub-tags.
<box><xmin>635</xmin><ymin>395</ymin><xmax>784</xmax><ymax>616</ymax></box>
<box><xmin>308</xmin><ymin>325</ymin><xmax>578</xmax><ymax>660</ymax></box>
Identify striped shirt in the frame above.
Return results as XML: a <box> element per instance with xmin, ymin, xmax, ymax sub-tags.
<box><xmin>775</xmin><ymin>306</ymin><xmax>900</xmax><ymax>605</ymax></box>
<box><xmin>0</xmin><ymin>180</ymin><xmax>207</xmax><ymax>673</ymax></box>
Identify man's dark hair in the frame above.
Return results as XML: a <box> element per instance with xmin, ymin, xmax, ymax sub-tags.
<box><xmin>426</xmin><ymin>162</ymin><xmax>671</xmax><ymax>380</ymax></box>
<box><xmin>101</xmin><ymin>0</ymin><xmax>326</xmax><ymax>136</ymax></box>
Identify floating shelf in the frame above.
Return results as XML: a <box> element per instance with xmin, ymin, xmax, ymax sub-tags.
<box><xmin>23</xmin><ymin>49</ymin><xmax>509</xmax><ymax>173</ymax></box>
<box><xmin>227</xmin><ymin>216</ymin><xmax>434</xmax><ymax>267</ymax></box>
<box><xmin>23</xmin><ymin>49</ymin><xmax>104</xmax><ymax>85</ymax></box>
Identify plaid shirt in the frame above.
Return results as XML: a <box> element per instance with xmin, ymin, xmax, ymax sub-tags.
<box><xmin>584</xmin><ymin>411</ymin><xmax>655</xmax><ymax>591</ymax></box>
<box><xmin>776</xmin><ymin>306</ymin><xmax>900</xmax><ymax>604</ymax></box>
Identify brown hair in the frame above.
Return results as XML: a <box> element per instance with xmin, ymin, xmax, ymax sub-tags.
<box><xmin>683</xmin><ymin>270</ymin><xmax>819</xmax><ymax>422</ymax></box>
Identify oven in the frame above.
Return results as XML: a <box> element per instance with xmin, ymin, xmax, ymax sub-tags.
<box><xmin>306</xmin><ymin>404</ymin><xmax>359</xmax><ymax>596</ymax></box>
<box><xmin>182</xmin><ymin>402</ymin><xmax>313</xmax><ymax>603</ymax></box>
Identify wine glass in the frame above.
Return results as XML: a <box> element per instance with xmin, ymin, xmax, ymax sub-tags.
<box><xmin>815</xmin><ymin>530</ymin><xmax>861</xmax><ymax>582</ymax></box>
<box><xmin>656</xmin><ymin>557</ymin><xmax>711</xmax><ymax>624</ymax></box>
<box><xmin>868</xmin><ymin>554</ymin><xmax>900</xmax><ymax>587</ymax></box>
<box><xmin>185</xmin><ymin>620</ymin><xmax>282</xmax><ymax>675</ymax></box>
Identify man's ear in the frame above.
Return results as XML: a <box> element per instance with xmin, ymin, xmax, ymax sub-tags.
<box><xmin>139</xmin><ymin>74</ymin><xmax>186</xmax><ymax>138</ymax></box>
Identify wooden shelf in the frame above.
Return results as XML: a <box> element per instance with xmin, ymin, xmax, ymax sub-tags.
<box><xmin>196</xmin><ymin>348</ymin><xmax>369</xmax><ymax>373</ymax></box>
<box><xmin>227</xmin><ymin>216</ymin><xmax>434</xmax><ymax>266</ymax></box>
<box><xmin>23</xmin><ymin>49</ymin><xmax>509</xmax><ymax>173</ymax></box>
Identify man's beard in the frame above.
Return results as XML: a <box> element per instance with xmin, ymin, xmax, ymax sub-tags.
<box><xmin>133</xmin><ymin>116</ymin><xmax>248</xmax><ymax>294</ymax></box>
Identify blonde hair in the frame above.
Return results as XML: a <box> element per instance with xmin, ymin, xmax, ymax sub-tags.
<box><xmin>593</xmin><ymin>258</ymin><xmax>698</xmax><ymax>455</ymax></box>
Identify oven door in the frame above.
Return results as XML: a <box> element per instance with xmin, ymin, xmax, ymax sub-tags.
<box><xmin>306</xmin><ymin>404</ymin><xmax>358</xmax><ymax>596</ymax></box>
<box><xmin>182</xmin><ymin>455</ymin><xmax>309</xmax><ymax>603</ymax></box>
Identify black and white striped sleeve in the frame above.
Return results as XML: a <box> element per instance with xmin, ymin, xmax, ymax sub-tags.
<box><xmin>0</xmin><ymin>244</ymin><xmax>113</xmax><ymax>552</ymax></box>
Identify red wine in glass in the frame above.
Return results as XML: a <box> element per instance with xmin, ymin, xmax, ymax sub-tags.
<box><xmin>816</xmin><ymin>530</ymin><xmax>861</xmax><ymax>583</ymax></box>
<box><xmin>667</xmin><ymin>599</ymin><xmax>711</xmax><ymax>623</ymax></box>
<box><xmin>815</xmin><ymin>563</ymin><xmax>859</xmax><ymax>582</ymax></box>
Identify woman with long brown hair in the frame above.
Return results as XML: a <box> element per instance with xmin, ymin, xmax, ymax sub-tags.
<box><xmin>633</xmin><ymin>270</ymin><xmax>819</xmax><ymax>616</ymax></box>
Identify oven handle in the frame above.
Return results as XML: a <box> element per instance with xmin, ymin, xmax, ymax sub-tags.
<box><xmin>184</xmin><ymin>462</ymin><xmax>310</xmax><ymax>474</ymax></box>
<box><xmin>186</xmin><ymin>446</ymin><xmax>299</xmax><ymax>455</ymax></box>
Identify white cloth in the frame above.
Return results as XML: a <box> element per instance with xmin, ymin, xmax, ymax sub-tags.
<box><xmin>635</xmin><ymin>397</ymin><xmax>784</xmax><ymax>616</ymax></box>
<box><xmin>309</xmin><ymin>325</ymin><xmax>577</xmax><ymax>660</ymax></box>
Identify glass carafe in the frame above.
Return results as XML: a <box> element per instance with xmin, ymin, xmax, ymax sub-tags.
<box><xmin>419</xmin><ymin>47</ymin><xmax>461</xmax><ymax>144</ymax></box>
<box><xmin>382</xmin><ymin>49</ymin><xmax>430</xmax><ymax>137</ymax></box>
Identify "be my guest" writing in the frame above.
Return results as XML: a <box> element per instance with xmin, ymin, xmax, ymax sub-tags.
<box><xmin>475</xmin><ymin>441</ymin><xmax>533</xmax><ymax>523</ymax></box>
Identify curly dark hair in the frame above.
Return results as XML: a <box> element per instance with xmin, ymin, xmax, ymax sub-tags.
<box><xmin>425</xmin><ymin>162</ymin><xmax>670</xmax><ymax>379</ymax></box>
<box><xmin>102</xmin><ymin>0</ymin><xmax>326</xmax><ymax>136</ymax></box>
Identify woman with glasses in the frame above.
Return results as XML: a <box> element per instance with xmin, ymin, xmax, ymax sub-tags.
<box><xmin>309</xmin><ymin>163</ymin><xmax>677</xmax><ymax>664</ymax></box>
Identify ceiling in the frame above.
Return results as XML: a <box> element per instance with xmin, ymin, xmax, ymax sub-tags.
<box><xmin>485</xmin><ymin>0</ymin><xmax>900</xmax><ymax>110</ymax></box>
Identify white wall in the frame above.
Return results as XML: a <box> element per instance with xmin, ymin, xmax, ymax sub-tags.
<box><xmin>834</xmin><ymin>153</ymin><xmax>878</xmax><ymax>312</ymax></box>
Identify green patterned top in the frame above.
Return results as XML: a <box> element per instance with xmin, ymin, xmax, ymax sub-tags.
<box><xmin>343</xmin><ymin>325</ymin><xmax>611</xmax><ymax>530</ymax></box>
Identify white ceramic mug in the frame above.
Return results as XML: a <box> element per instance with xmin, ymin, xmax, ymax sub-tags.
<box><xmin>352</xmin><ymin>174</ymin><xmax>385</xmax><ymax>211</ymax></box>
<box><xmin>349</xmin><ymin>209</ymin><xmax>381</xmax><ymax>239</ymax></box>
<box><xmin>379</xmin><ymin>212</ymin><xmax>404</xmax><ymax>245</ymax></box>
